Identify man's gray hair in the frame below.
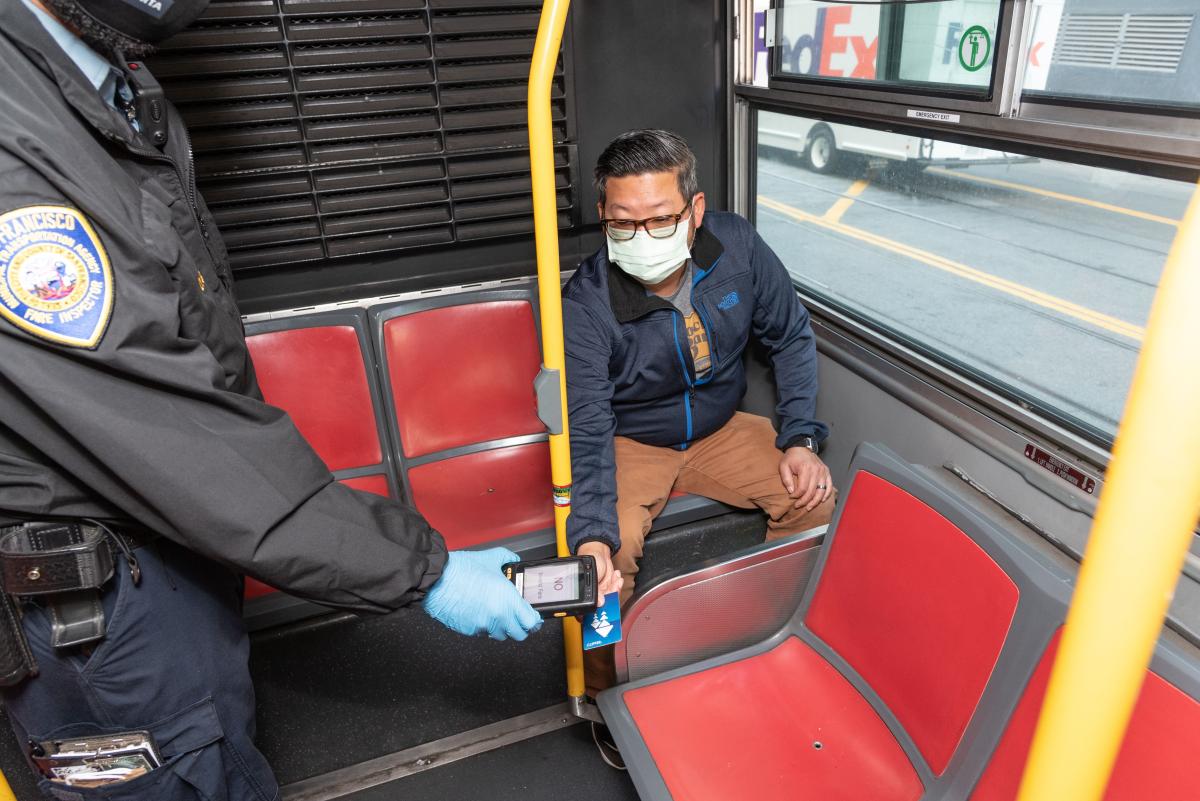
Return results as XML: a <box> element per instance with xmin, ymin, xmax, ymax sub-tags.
<box><xmin>594</xmin><ymin>129</ymin><xmax>698</xmax><ymax>208</ymax></box>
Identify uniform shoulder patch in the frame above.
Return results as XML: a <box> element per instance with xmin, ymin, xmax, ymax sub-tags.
<box><xmin>0</xmin><ymin>205</ymin><xmax>114</xmax><ymax>349</ymax></box>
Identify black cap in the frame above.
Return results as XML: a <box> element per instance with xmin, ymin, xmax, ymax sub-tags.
<box><xmin>73</xmin><ymin>0</ymin><xmax>211</xmax><ymax>45</ymax></box>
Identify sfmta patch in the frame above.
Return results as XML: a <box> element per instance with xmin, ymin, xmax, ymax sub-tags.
<box><xmin>0</xmin><ymin>206</ymin><xmax>113</xmax><ymax>349</ymax></box>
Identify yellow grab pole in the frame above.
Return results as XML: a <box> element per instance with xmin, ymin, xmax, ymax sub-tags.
<box><xmin>1016</xmin><ymin>179</ymin><xmax>1200</xmax><ymax>801</ymax></box>
<box><xmin>528</xmin><ymin>0</ymin><xmax>584</xmax><ymax>701</ymax></box>
<box><xmin>0</xmin><ymin>770</ymin><xmax>14</xmax><ymax>801</ymax></box>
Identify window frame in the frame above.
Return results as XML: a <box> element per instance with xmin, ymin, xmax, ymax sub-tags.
<box><xmin>750</xmin><ymin>0</ymin><xmax>1200</xmax><ymax>169</ymax></box>
<box><xmin>768</xmin><ymin>0</ymin><xmax>1024</xmax><ymax>116</ymax></box>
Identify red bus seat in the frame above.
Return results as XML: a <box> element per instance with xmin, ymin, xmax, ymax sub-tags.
<box><xmin>600</xmin><ymin>444</ymin><xmax>1024</xmax><ymax>801</ymax></box>
<box><xmin>243</xmin><ymin>311</ymin><xmax>396</xmax><ymax>599</ymax></box>
<box><xmin>373</xmin><ymin>295</ymin><xmax>553</xmax><ymax>549</ymax></box>
<box><xmin>804</xmin><ymin>472</ymin><xmax>1019</xmax><ymax>775</ymax></box>
<box><xmin>972</xmin><ymin>630</ymin><xmax>1200</xmax><ymax>801</ymax></box>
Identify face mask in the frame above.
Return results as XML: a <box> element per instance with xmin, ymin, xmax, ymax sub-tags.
<box><xmin>607</xmin><ymin>214</ymin><xmax>693</xmax><ymax>286</ymax></box>
<box><xmin>43</xmin><ymin>0</ymin><xmax>211</xmax><ymax>57</ymax></box>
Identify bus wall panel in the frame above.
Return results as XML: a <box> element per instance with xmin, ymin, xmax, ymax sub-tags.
<box><xmin>805</xmin><ymin>328</ymin><xmax>1200</xmax><ymax>664</ymax></box>
<box><xmin>146</xmin><ymin>0</ymin><xmax>730</xmax><ymax>312</ymax></box>
<box><xmin>571</xmin><ymin>0</ymin><xmax>729</xmax><ymax>220</ymax></box>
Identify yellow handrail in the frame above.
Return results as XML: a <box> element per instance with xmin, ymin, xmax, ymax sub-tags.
<box><xmin>1016</xmin><ymin>180</ymin><xmax>1200</xmax><ymax>801</ymax></box>
<box><xmin>0</xmin><ymin>769</ymin><xmax>14</xmax><ymax>801</ymax></box>
<box><xmin>527</xmin><ymin>0</ymin><xmax>584</xmax><ymax>701</ymax></box>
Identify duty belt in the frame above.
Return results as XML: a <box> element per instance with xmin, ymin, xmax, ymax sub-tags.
<box><xmin>0</xmin><ymin>520</ymin><xmax>152</xmax><ymax>687</ymax></box>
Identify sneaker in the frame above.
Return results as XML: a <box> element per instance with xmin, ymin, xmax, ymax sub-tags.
<box><xmin>591</xmin><ymin>722</ymin><xmax>626</xmax><ymax>771</ymax></box>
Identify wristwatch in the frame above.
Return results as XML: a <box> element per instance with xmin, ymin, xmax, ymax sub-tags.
<box><xmin>796</xmin><ymin>436</ymin><xmax>820</xmax><ymax>455</ymax></box>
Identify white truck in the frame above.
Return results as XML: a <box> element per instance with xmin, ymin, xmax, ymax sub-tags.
<box><xmin>758</xmin><ymin>111</ymin><xmax>1034</xmax><ymax>174</ymax></box>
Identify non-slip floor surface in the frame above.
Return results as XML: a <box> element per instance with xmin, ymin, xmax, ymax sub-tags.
<box><xmin>336</xmin><ymin>723</ymin><xmax>641</xmax><ymax>801</ymax></box>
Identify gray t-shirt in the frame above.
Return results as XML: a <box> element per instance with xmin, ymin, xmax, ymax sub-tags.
<box><xmin>657</xmin><ymin>262</ymin><xmax>712</xmax><ymax>377</ymax></box>
<box><xmin>663</xmin><ymin>262</ymin><xmax>695</xmax><ymax>317</ymax></box>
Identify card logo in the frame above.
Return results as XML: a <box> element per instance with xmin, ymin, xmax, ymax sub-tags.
<box><xmin>0</xmin><ymin>206</ymin><xmax>113</xmax><ymax>349</ymax></box>
<box><xmin>582</xmin><ymin>591</ymin><xmax>622</xmax><ymax>650</ymax></box>
<box><xmin>590</xmin><ymin>610</ymin><xmax>614</xmax><ymax>639</ymax></box>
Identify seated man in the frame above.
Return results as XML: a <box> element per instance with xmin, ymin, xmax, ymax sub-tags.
<box><xmin>563</xmin><ymin>129</ymin><xmax>836</xmax><ymax>722</ymax></box>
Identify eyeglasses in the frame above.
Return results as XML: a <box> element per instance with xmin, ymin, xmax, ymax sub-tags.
<box><xmin>601</xmin><ymin>202</ymin><xmax>692</xmax><ymax>241</ymax></box>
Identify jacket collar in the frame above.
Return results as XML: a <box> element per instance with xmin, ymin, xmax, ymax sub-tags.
<box><xmin>607</xmin><ymin>224</ymin><xmax>726</xmax><ymax>323</ymax></box>
<box><xmin>0</xmin><ymin>1</ymin><xmax>138</xmax><ymax>146</ymax></box>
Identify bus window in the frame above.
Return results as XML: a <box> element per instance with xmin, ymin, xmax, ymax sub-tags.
<box><xmin>754</xmin><ymin>110</ymin><xmax>1192</xmax><ymax>441</ymax></box>
<box><xmin>775</xmin><ymin>0</ymin><xmax>1003</xmax><ymax>93</ymax></box>
<box><xmin>1023</xmin><ymin>1</ymin><xmax>1200</xmax><ymax>108</ymax></box>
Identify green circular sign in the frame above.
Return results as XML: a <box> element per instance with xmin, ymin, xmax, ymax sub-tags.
<box><xmin>958</xmin><ymin>25</ymin><xmax>992</xmax><ymax>72</ymax></box>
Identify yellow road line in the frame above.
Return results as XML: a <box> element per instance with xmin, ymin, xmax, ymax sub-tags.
<box><xmin>822</xmin><ymin>179</ymin><xmax>870</xmax><ymax>223</ymax></box>
<box><xmin>926</xmin><ymin>167</ymin><xmax>1180</xmax><ymax>227</ymax></box>
<box><xmin>758</xmin><ymin>194</ymin><xmax>1145</xmax><ymax>342</ymax></box>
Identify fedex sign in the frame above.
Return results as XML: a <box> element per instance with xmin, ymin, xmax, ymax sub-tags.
<box><xmin>776</xmin><ymin>5</ymin><xmax>879</xmax><ymax>79</ymax></box>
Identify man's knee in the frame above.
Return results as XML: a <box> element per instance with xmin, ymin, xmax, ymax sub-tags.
<box><xmin>770</xmin><ymin>491</ymin><xmax>836</xmax><ymax>537</ymax></box>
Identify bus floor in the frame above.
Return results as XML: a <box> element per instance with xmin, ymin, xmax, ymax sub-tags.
<box><xmin>314</xmin><ymin>723</ymin><xmax>640</xmax><ymax>801</ymax></box>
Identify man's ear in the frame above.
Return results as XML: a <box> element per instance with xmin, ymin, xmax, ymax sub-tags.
<box><xmin>596</xmin><ymin>202</ymin><xmax>605</xmax><ymax>222</ymax></box>
<box><xmin>692</xmin><ymin>192</ymin><xmax>706</xmax><ymax>229</ymax></box>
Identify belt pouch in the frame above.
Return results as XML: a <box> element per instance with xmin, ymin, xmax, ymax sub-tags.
<box><xmin>0</xmin><ymin>522</ymin><xmax>116</xmax><ymax>651</ymax></box>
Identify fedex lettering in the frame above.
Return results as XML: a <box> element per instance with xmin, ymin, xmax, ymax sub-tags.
<box><xmin>779</xmin><ymin>6</ymin><xmax>877</xmax><ymax>79</ymax></box>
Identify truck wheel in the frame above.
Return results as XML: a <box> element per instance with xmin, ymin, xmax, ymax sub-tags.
<box><xmin>804</xmin><ymin>127</ymin><xmax>839</xmax><ymax>174</ymax></box>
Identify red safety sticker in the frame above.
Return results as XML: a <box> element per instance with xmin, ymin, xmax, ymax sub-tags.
<box><xmin>1024</xmin><ymin>444</ymin><xmax>1097</xmax><ymax>494</ymax></box>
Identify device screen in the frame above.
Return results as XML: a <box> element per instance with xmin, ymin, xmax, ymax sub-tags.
<box><xmin>519</xmin><ymin>561</ymin><xmax>581</xmax><ymax>604</ymax></box>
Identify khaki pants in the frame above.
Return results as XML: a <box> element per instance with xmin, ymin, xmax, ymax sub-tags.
<box><xmin>584</xmin><ymin>412</ymin><xmax>835</xmax><ymax>695</ymax></box>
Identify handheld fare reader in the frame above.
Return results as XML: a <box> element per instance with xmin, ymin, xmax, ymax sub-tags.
<box><xmin>503</xmin><ymin>556</ymin><xmax>597</xmax><ymax>618</ymax></box>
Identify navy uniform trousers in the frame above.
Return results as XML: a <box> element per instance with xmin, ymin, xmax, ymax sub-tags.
<box><xmin>2</xmin><ymin>539</ymin><xmax>279</xmax><ymax>801</ymax></box>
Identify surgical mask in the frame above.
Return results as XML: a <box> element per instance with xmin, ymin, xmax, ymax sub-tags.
<box><xmin>42</xmin><ymin>0</ymin><xmax>211</xmax><ymax>57</ymax></box>
<box><xmin>606</xmin><ymin>216</ymin><xmax>693</xmax><ymax>286</ymax></box>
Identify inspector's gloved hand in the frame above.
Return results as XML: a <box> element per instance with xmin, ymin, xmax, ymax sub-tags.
<box><xmin>423</xmin><ymin>548</ymin><xmax>543</xmax><ymax>641</ymax></box>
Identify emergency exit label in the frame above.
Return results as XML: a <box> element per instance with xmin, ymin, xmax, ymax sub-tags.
<box><xmin>907</xmin><ymin>109</ymin><xmax>960</xmax><ymax>124</ymax></box>
<box><xmin>958</xmin><ymin>25</ymin><xmax>992</xmax><ymax>72</ymax></box>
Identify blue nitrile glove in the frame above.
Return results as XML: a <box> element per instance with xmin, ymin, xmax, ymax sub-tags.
<box><xmin>422</xmin><ymin>548</ymin><xmax>543</xmax><ymax>641</ymax></box>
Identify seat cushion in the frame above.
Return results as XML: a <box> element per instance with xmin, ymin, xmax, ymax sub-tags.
<box><xmin>623</xmin><ymin>636</ymin><xmax>923</xmax><ymax>801</ymax></box>
<box><xmin>407</xmin><ymin>442</ymin><xmax>553</xmax><ymax>549</ymax></box>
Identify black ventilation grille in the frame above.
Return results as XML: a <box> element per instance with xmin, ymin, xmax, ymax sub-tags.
<box><xmin>148</xmin><ymin>0</ymin><xmax>576</xmax><ymax>273</ymax></box>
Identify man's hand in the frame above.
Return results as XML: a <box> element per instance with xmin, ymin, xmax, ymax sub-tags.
<box><xmin>780</xmin><ymin>447</ymin><xmax>833</xmax><ymax>512</ymax></box>
<box><xmin>577</xmin><ymin>540</ymin><xmax>623</xmax><ymax>606</ymax></box>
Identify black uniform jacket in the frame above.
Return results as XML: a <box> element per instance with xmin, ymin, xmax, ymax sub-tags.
<box><xmin>0</xmin><ymin>2</ymin><xmax>446</xmax><ymax>613</ymax></box>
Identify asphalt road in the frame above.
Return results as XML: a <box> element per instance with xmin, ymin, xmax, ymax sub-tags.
<box><xmin>754</xmin><ymin>149</ymin><xmax>1192</xmax><ymax>435</ymax></box>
